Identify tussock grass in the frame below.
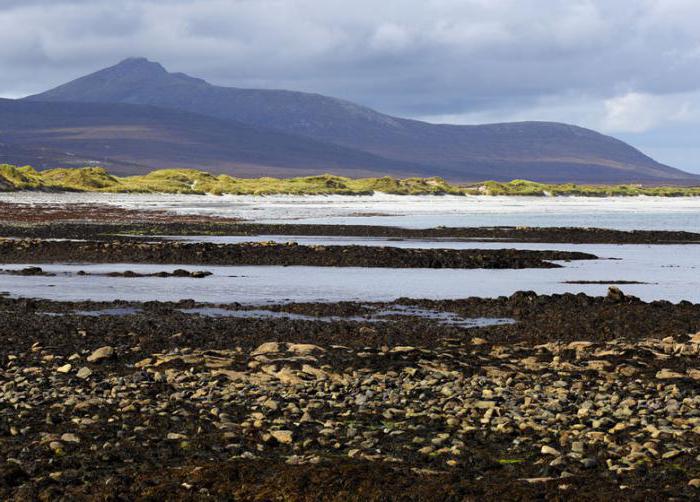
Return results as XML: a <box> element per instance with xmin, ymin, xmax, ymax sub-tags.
<box><xmin>1</xmin><ymin>164</ymin><xmax>699</xmax><ymax>197</ymax></box>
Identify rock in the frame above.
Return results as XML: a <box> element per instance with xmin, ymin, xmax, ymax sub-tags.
<box><xmin>287</xmin><ymin>343</ymin><xmax>324</xmax><ymax>356</ymax></box>
<box><xmin>134</xmin><ymin>357</ymin><xmax>153</xmax><ymax>368</ymax></box>
<box><xmin>616</xmin><ymin>365</ymin><xmax>638</xmax><ymax>377</ymax></box>
<box><xmin>275</xmin><ymin>368</ymin><xmax>303</xmax><ymax>385</ymax></box>
<box><xmin>688</xmin><ymin>479</ymin><xmax>700</xmax><ymax>488</ymax></box>
<box><xmin>690</xmin><ymin>332</ymin><xmax>700</xmax><ymax>344</ymax></box>
<box><xmin>581</xmin><ymin>457</ymin><xmax>598</xmax><ymax>469</ymax></box>
<box><xmin>87</xmin><ymin>346</ymin><xmax>115</xmax><ymax>363</ymax></box>
<box><xmin>606</xmin><ymin>286</ymin><xmax>625</xmax><ymax>303</ymax></box>
<box><xmin>56</xmin><ymin>364</ymin><xmax>72</xmax><ymax>374</ymax></box>
<box><xmin>521</xmin><ymin>477</ymin><xmax>556</xmax><ymax>484</ymax></box>
<box><xmin>270</xmin><ymin>430</ymin><xmax>293</xmax><ymax>444</ymax></box>
<box><xmin>60</xmin><ymin>433</ymin><xmax>80</xmax><ymax>443</ymax></box>
<box><xmin>541</xmin><ymin>445</ymin><xmax>561</xmax><ymax>456</ymax></box>
<box><xmin>567</xmin><ymin>341</ymin><xmax>594</xmax><ymax>350</ymax></box>
<box><xmin>656</xmin><ymin>369</ymin><xmax>685</xmax><ymax>379</ymax></box>
<box><xmin>76</xmin><ymin>367</ymin><xmax>93</xmax><ymax>379</ymax></box>
<box><xmin>252</xmin><ymin>342</ymin><xmax>282</xmax><ymax>356</ymax></box>
<box><xmin>167</xmin><ymin>433</ymin><xmax>187</xmax><ymax>440</ymax></box>
<box><xmin>48</xmin><ymin>441</ymin><xmax>64</xmax><ymax>453</ymax></box>
<box><xmin>262</xmin><ymin>399</ymin><xmax>279</xmax><ymax>411</ymax></box>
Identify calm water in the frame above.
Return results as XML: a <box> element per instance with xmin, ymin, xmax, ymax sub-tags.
<box><xmin>0</xmin><ymin>242</ymin><xmax>697</xmax><ymax>303</ymax></box>
<box><xmin>3</xmin><ymin>192</ymin><xmax>700</xmax><ymax>231</ymax></box>
<box><xmin>2</xmin><ymin>193</ymin><xmax>699</xmax><ymax>303</ymax></box>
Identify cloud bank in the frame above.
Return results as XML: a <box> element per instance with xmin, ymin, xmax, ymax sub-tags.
<box><xmin>1</xmin><ymin>0</ymin><xmax>699</xmax><ymax>170</ymax></box>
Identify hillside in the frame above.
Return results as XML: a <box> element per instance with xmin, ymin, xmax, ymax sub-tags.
<box><xmin>23</xmin><ymin>57</ymin><xmax>699</xmax><ymax>184</ymax></box>
<box><xmin>0</xmin><ymin>99</ymin><xmax>425</xmax><ymax>177</ymax></box>
<box><xmin>1</xmin><ymin>165</ymin><xmax>698</xmax><ymax>196</ymax></box>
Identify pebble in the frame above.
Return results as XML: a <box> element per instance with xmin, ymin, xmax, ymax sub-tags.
<box><xmin>76</xmin><ymin>367</ymin><xmax>93</xmax><ymax>379</ymax></box>
<box><xmin>270</xmin><ymin>430</ymin><xmax>294</xmax><ymax>444</ymax></box>
<box><xmin>61</xmin><ymin>433</ymin><xmax>80</xmax><ymax>443</ymax></box>
<box><xmin>87</xmin><ymin>346</ymin><xmax>115</xmax><ymax>363</ymax></box>
<box><xmin>541</xmin><ymin>445</ymin><xmax>561</xmax><ymax>456</ymax></box>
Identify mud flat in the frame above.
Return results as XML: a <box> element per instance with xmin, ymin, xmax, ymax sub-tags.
<box><xmin>0</xmin><ymin>239</ymin><xmax>596</xmax><ymax>269</ymax></box>
<box><xmin>0</xmin><ymin>290</ymin><xmax>699</xmax><ymax>500</ymax></box>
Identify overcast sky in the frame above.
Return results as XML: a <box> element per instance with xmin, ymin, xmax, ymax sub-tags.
<box><xmin>1</xmin><ymin>0</ymin><xmax>700</xmax><ymax>172</ymax></box>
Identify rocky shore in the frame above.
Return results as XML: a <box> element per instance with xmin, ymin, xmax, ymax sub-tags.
<box><xmin>1</xmin><ymin>200</ymin><xmax>699</xmax><ymax>500</ymax></box>
<box><xmin>1</xmin><ymin>291</ymin><xmax>699</xmax><ymax>500</ymax></box>
<box><xmin>0</xmin><ymin>239</ymin><xmax>596</xmax><ymax>269</ymax></box>
<box><xmin>2</xmin><ymin>219</ymin><xmax>700</xmax><ymax>244</ymax></box>
<box><xmin>0</xmin><ymin>267</ymin><xmax>213</xmax><ymax>279</ymax></box>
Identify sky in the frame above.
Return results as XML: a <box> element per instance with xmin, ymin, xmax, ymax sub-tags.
<box><xmin>1</xmin><ymin>0</ymin><xmax>700</xmax><ymax>173</ymax></box>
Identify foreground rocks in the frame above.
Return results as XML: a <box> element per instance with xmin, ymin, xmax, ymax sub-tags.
<box><xmin>0</xmin><ymin>293</ymin><xmax>699</xmax><ymax>500</ymax></box>
<box><xmin>0</xmin><ymin>239</ymin><xmax>597</xmax><ymax>269</ymax></box>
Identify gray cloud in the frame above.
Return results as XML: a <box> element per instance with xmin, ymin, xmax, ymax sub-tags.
<box><xmin>1</xmin><ymin>0</ymin><xmax>700</xmax><ymax>171</ymax></box>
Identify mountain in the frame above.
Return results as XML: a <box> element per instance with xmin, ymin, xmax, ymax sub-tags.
<box><xmin>19</xmin><ymin>57</ymin><xmax>700</xmax><ymax>183</ymax></box>
<box><xmin>0</xmin><ymin>99</ymin><xmax>426</xmax><ymax>177</ymax></box>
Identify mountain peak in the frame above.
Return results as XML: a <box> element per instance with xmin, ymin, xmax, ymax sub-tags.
<box><xmin>21</xmin><ymin>59</ymin><xmax>696</xmax><ymax>183</ymax></box>
<box><xmin>107</xmin><ymin>57</ymin><xmax>167</xmax><ymax>77</ymax></box>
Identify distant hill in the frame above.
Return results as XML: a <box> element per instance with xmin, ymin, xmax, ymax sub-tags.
<box><xmin>0</xmin><ymin>99</ymin><xmax>425</xmax><ymax>177</ymax></box>
<box><xmin>15</xmin><ymin>57</ymin><xmax>700</xmax><ymax>183</ymax></box>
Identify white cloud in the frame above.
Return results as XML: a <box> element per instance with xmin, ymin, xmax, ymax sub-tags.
<box><xmin>2</xmin><ymin>0</ymin><xmax>700</xmax><ymax>170</ymax></box>
<box><xmin>602</xmin><ymin>92</ymin><xmax>695</xmax><ymax>133</ymax></box>
<box><xmin>370</xmin><ymin>23</ymin><xmax>411</xmax><ymax>53</ymax></box>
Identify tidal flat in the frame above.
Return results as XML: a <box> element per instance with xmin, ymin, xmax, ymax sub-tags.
<box><xmin>1</xmin><ymin>195</ymin><xmax>699</xmax><ymax>500</ymax></box>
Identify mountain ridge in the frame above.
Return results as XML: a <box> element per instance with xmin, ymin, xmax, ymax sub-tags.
<box><xmin>0</xmin><ymin>98</ymin><xmax>430</xmax><ymax>177</ymax></box>
<box><xmin>15</xmin><ymin>58</ymin><xmax>700</xmax><ymax>183</ymax></box>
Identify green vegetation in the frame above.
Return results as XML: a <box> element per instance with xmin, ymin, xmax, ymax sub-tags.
<box><xmin>1</xmin><ymin>164</ymin><xmax>699</xmax><ymax>197</ymax></box>
<box><xmin>473</xmin><ymin>179</ymin><xmax>700</xmax><ymax>197</ymax></box>
<box><xmin>0</xmin><ymin>165</ymin><xmax>44</xmax><ymax>190</ymax></box>
<box><xmin>497</xmin><ymin>459</ymin><xmax>526</xmax><ymax>465</ymax></box>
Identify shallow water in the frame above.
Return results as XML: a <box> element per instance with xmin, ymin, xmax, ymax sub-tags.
<box><xmin>3</xmin><ymin>192</ymin><xmax>700</xmax><ymax>231</ymax></box>
<box><xmin>0</xmin><ymin>241</ymin><xmax>697</xmax><ymax>303</ymax></box>
<box><xmin>30</xmin><ymin>304</ymin><xmax>514</xmax><ymax>327</ymax></box>
<box><xmin>177</xmin><ymin>307</ymin><xmax>515</xmax><ymax>328</ymax></box>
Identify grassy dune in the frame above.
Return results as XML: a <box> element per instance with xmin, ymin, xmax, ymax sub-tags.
<box><xmin>1</xmin><ymin>164</ymin><xmax>700</xmax><ymax>196</ymax></box>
